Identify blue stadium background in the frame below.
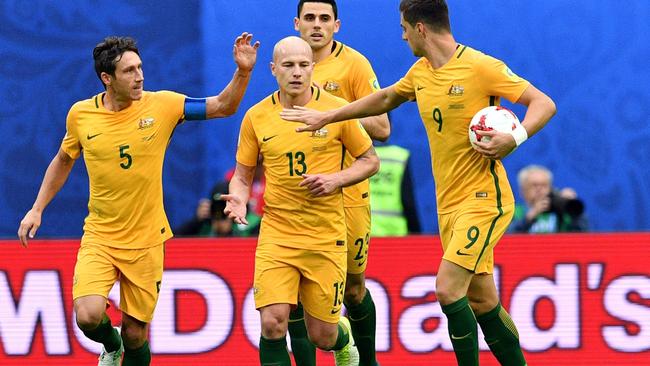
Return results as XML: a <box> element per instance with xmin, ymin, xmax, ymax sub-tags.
<box><xmin>1</xmin><ymin>0</ymin><xmax>649</xmax><ymax>238</ymax></box>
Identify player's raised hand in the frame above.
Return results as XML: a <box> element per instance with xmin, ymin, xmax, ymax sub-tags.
<box><xmin>220</xmin><ymin>194</ymin><xmax>249</xmax><ymax>225</ymax></box>
<box><xmin>471</xmin><ymin>129</ymin><xmax>516</xmax><ymax>159</ymax></box>
<box><xmin>233</xmin><ymin>32</ymin><xmax>260</xmax><ymax>72</ymax></box>
<box><xmin>17</xmin><ymin>209</ymin><xmax>42</xmax><ymax>247</ymax></box>
<box><xmin>280</xmin><ymin>106</ymin><xmax>329</xmax><ymax>132</ymax></box>
<box><xmin>299</xmin><ymin>173</ymin><xmax>341</xmax><ymax>196</ymax></box>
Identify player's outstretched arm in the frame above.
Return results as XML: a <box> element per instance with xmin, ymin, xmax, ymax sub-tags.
<box><xmin>299</xmin><ymin>146</ymin><xmax>379</xmax><ymax>197</ymax></box>
<box><xmin>205</xmin><ymin>32</ymin><xmax>261</xmax><ymax>119</ymax></box>
<box><xmin>281</xmin><ymin>86</ymin><xmax>407</xmax><ymax>132</ymax></box>
<box><xmin>221</xmin><ymin>162</ymin><xmax>256</xmax><ymax>225</ymax></box>
<box><xmin>18</xmin><ymin>149</ymin><xmax>76</xmax><ymax>247</ymax></box>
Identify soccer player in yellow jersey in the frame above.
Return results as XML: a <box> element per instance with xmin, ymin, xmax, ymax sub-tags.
<box><xmin>289</xmin><ymin>2</ymin><xmax>390</xmax><ymax>365</ymax></box>
<box><xmin>221</xmin><ymin>36</ymin><xmax>379</xmax><ymax>366</ymax></box>
<box><xmin>281</xmin><ymin>1</ymin><xmax>557</xmax><ymax>365</ymax></box>
<box><xmin>17</xmin><ymin>34</ymin><xmax>259</xmax><ymax>366</ymax></box>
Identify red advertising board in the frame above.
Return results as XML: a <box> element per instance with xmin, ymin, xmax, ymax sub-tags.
<box><xmin>0</xmin><ymin>233</ymin><xmax>648</xmax><ymax>365</ymax></box>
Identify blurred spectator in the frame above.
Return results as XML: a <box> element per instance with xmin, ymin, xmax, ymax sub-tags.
<box><xmin>510</xmin><ymin>164</ymin><xmax>588</xmax><ymax>233</ymax></box>
<box><xmin>175</xmin><ymin>181</ymin><xmax>261</xmax><ymax>237</ymax></box>
<box><xmin>369</xmin><ymin>142</ymin><xmax>420</xmax><ymax>236</ymax></box>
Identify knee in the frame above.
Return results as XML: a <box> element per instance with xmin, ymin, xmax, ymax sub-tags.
<box><xmin>260</xmin><ymin>312</ymin><xmax>288</xmax><ymax>339</ymax></box>
<box><xmin>435</xmin><ymin>278</ymin><xmax>463</xmax><ymax>306</ymax></box>
<box><xmin>75</xmin><ymin>307</ymin><xmax>104</xmax><ymax>331</ymax></box>
<box><xmin>121</xmin><ymin>317</ymin><xmax>148</xmax><ymax>348</ymax></box>
<box><xmin>468</xmin><ymin>295</ymin><xmax>498</xmax><ymax>316</ymax></box>
<box><xmin>307</xmin><ymin>326</ymin><xmax>337</xmax><ymax>350</ymax></box>
<box><xmin>343</xmin><ymin>283</ymin><xmax>365</xmax><ymax>306</ymax></box>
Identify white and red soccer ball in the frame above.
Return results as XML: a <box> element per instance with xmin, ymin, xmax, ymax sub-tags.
<box><xmin>468</xmin><ymin>106</ymin><xmax>521</xmax><ymax>145</ymax></box>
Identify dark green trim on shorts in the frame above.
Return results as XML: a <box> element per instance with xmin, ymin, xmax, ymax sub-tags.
<box><xmin>489</xmin><ymin>95</ymin><xmax>496</xmax><ymax>106</ymax></box>
<box><xmin>473</xmin><ymin>160</ymin><xmax>504</xmax><ymax>272</ymax></box>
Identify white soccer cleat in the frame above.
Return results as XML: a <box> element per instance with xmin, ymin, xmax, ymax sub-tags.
<box><xmin>334</xmin><ymin>317</ymin><xmax>360</xmax><ymax>366</ymax></box>
<box><xmin>98</xmin><ymin>326</ymin><xmax>123</xmax><ymax>366</ymax></box>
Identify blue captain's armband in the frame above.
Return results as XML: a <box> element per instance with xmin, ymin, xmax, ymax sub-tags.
<box><xmin>184</xmin><ymin>97</ymin><xmax>207</xmax><ymax>120</ymax></box>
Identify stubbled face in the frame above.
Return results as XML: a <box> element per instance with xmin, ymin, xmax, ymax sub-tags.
<box><xmin>104</xmin><ymin>51</ymin><xmax>144</xmax><ymax>100</ymax></box>
<box><xmin>522</xmin><ymin>170</ymin><xmax>552</xmax><ymax>204</ymax></box>
<box><xmin>271</xmin><ymin>45</ymin><xmax>314</xmax><ymax>97</ymax></box>
<box><xmin>295</xmin><ymin>2</ymin><xmax>340</xmax><ymax>51</ymax></box>
<box><xmin>400</xmin><ymin>13</ymin><xmax>423</xmax><ymax>57</ymax></box>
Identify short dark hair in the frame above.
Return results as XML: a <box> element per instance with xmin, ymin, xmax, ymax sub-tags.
<box><xmin>399</xmin><ymin>0</ymin><xmax>451</xmax><ymax>33</ymax></box>
<box><xmin>297</xmin><ymin>0</ymin><xmax>338</xmax><ymax>20</ymax></box>
<box><xmin>92</xmin><ymin>36</ymin><xmax>140</xmax><ymax>85</ymax></box>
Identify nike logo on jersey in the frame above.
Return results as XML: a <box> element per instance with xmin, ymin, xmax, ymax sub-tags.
<box><xmin>416</xmin><ymin>85</ymin><xmax>426</xmax><ymax>91</ymax></box>
<box><xmin>456</xmin><ymin>249</ymin><xmax>471</xmax><ymax>256</ymax></box>
<box><xmin>331</xmin><ymin>308</ymin><xmax>341</xmax><ymax>315</ymax></box>
<box><xmin>262</xmin><ymin>135</ymin><xmax>277</xmax><ymax>142</ymax></box>
<box><xmin>87</xmin><ymin>133</ymin><xmax>102</xmax><ymax>140</ymax></box>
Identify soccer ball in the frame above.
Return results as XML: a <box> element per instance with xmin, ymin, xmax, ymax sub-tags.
<box><xmin>468</xmin><ymin>106</ymin><xmax>521</xmax><ymax>145</ymax></box>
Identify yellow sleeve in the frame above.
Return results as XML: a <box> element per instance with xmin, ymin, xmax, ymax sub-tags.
<box><xmin>60</xmin><ymin>105</ymin><xmax>81</xmax><ymax>159</ymax></box>
<box><xmin>155</xmin><ymin>90</ymin><xmax>187</xmax><ymax>122</ymax></box>
<box><xmin>235</xmin><ymin>112</ymin><xmax>259</xmax><ymax>166</ymax></box>
<box><xmin>341</xmin><ymin>119</ymin><xmax>372</xmax><ymax>158</ymax></box>
<box><xmin>392</xmin><ymin>61</ymin><xmax>418</xmax><ymax>101</ymax></box>
<box><xmin>350</xmin><ymin>56</ymin><xmax>381</xmax><ymax>99</ymax></box>
<box><xmin>476</xmin><ymin>55</ymin><xmax>530</xmax><ymax>103</ymax></box>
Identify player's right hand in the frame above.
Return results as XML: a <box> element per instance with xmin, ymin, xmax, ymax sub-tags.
<box><xmin>18</xmin><ymin>209</ymin><xmax>42</xmax><ymax>247</ymax></box>
<box><xmin>280</xmin><ymin>106</ymin><xmax>328</xmax><ymax>132</ymax></box>
<box><xmin>220</xmin><ymin>194</ymin><xmax>249</xmax><ymax>225</ymax></box>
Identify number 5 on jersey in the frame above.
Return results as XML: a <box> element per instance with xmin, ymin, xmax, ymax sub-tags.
<box><xmin>119</xmin><ymin>144</ymin><xmax>132</xmax><ymax>169</ymax></box>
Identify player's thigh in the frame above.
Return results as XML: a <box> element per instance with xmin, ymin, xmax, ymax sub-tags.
<box><xmin>116</xmin><ymin>243</ymin><xmax>165</xmax><ymax>323</ymax></box>
<box><xmin>300</xmin><ymin>249</ymin><xmax>347</xmax><ymax>324</ymax></box>
<box><xmin>253</xmin><ymin>243</ymin><xmax>301</xmax><ymax>310</ymax></box>
<box><xmin>440</xmin><ymin>203</ymin><xmax>514</xmax><ymax>274</ymax></box>
<box><xmin>345</xmin><ymin>205</ymin><xmax>371</xmax><ymax>274</ymax></box>
<box><xmin>73</xmin><ymin>243</ymin><xmax>119</xmax><ymax>301</ymax></box>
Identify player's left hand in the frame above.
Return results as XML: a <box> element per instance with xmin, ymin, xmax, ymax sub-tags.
<box><xmin>471</xmin><ymin>129</ymin><xmax>517</xmax><ymax>159</ymax></box>
<box><xmin>233</xmin><ymin>32</ymin><xmax>260</xmax><ymax>72</ymax></box>
<box><xmin>220</xmin><ymin>194</ymin><xmax>249</xmax><ymax>225</ymax></box>
<box><xmin>299</xmin><ymin>174</ymin><xmax>341</xmax><ymax>196</ymax></box>
<box><xmin>280</xmin><ymin>106</ymin><xmax>329</xmax><ymax>132</ymax></box>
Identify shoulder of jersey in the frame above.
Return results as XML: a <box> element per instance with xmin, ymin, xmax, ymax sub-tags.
<box><xmin>246</xmin><ymin>92</ymin><xmax>278</xmax><ymax>116</ymax></box>
<box><xmin>337</xmin><ymin>42</ymin><xmax>371</xmax><ymax>63</ymax></box>
<box><xmin>317</xmin><ymin>88</ymin><xmax>349</xmax><ymax>107</ymax></box>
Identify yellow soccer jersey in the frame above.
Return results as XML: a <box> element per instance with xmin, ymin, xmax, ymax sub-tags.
<box><xmin>61</xmin><ymin>91</ymin><xmax>185</xmax><ymax>248</ymax></box>
<box><xmin>236</xmin><ymin>87</ymin><xmax>372</xmax><ymax>251</ymax></box>
<box><xmin>313</xmin><ymin>41</ymin><xmax>381</xmax><ymax>207</ymax></box>
<box><xmin>393</xmin><ymin>45</ymin><xmax>530</xmax><ymax>213</ymax></box>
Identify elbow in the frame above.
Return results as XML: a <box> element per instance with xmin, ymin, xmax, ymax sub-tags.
<box><xmin>369</xmin><ymin>156</ymin><xmax>380</xmax><ymax>177</ymax></box>
<box><xmin>547</xmin><ymin>97</ymin><xmax>557</xmax><ymax>119</ymax></box>
<box><xmin>374</xmin><ymin>127</ymin><xmax>390</xmax><ymax>142</ymax></box>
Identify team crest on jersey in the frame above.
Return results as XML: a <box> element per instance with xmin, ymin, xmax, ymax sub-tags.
<box><xmin>138</xmin><ymin>117</ymin><xmax>155</xmax><ymax>130</ymax></box>
<box><xmin>323</xmin><ymin>80</ymin><xmax>340</xmax><ymax>92</ymax></box>
<box><xmin>311</xmin><ymin>128</ymin><xmax>328</xmax><ymax>138</ymax></box>
<box><xmin>447</xmin><ymin>84</ymin><xmax>464</xmax><ymax>97</ymax></box>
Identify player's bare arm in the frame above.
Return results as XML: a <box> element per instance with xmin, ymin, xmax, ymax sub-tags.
<box><xmin>18</xmin><ymin>148</ymin><xmax>76</xmax><ymax>247</ymax></box>
<box><xmin>221</xmin><ymin>162</ymin><xmax>256</xmax><ymax>225</ymax></box>
<box><xmin>205</xmin><ymin>32</ymin><xmax>261</xmax><ymax>119</ymax></box>
<box><xmin>281</xmin><ymin>86</ymin><xmax>407</xmax><ymax>132</ymax></box>
<box><xmin>473</xmin><ymin>85</ymin><xmax>556</xmax><ymax>159</ymax></box>
<box><xmin>359</xmin><ymin>113</ymin><xmax>391</xmax><ymax>142</ymax></box>
<box><xmin>299</xmin><ymin>146</ymin><xmax>379</xmax><ymax>197</ymax></box>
